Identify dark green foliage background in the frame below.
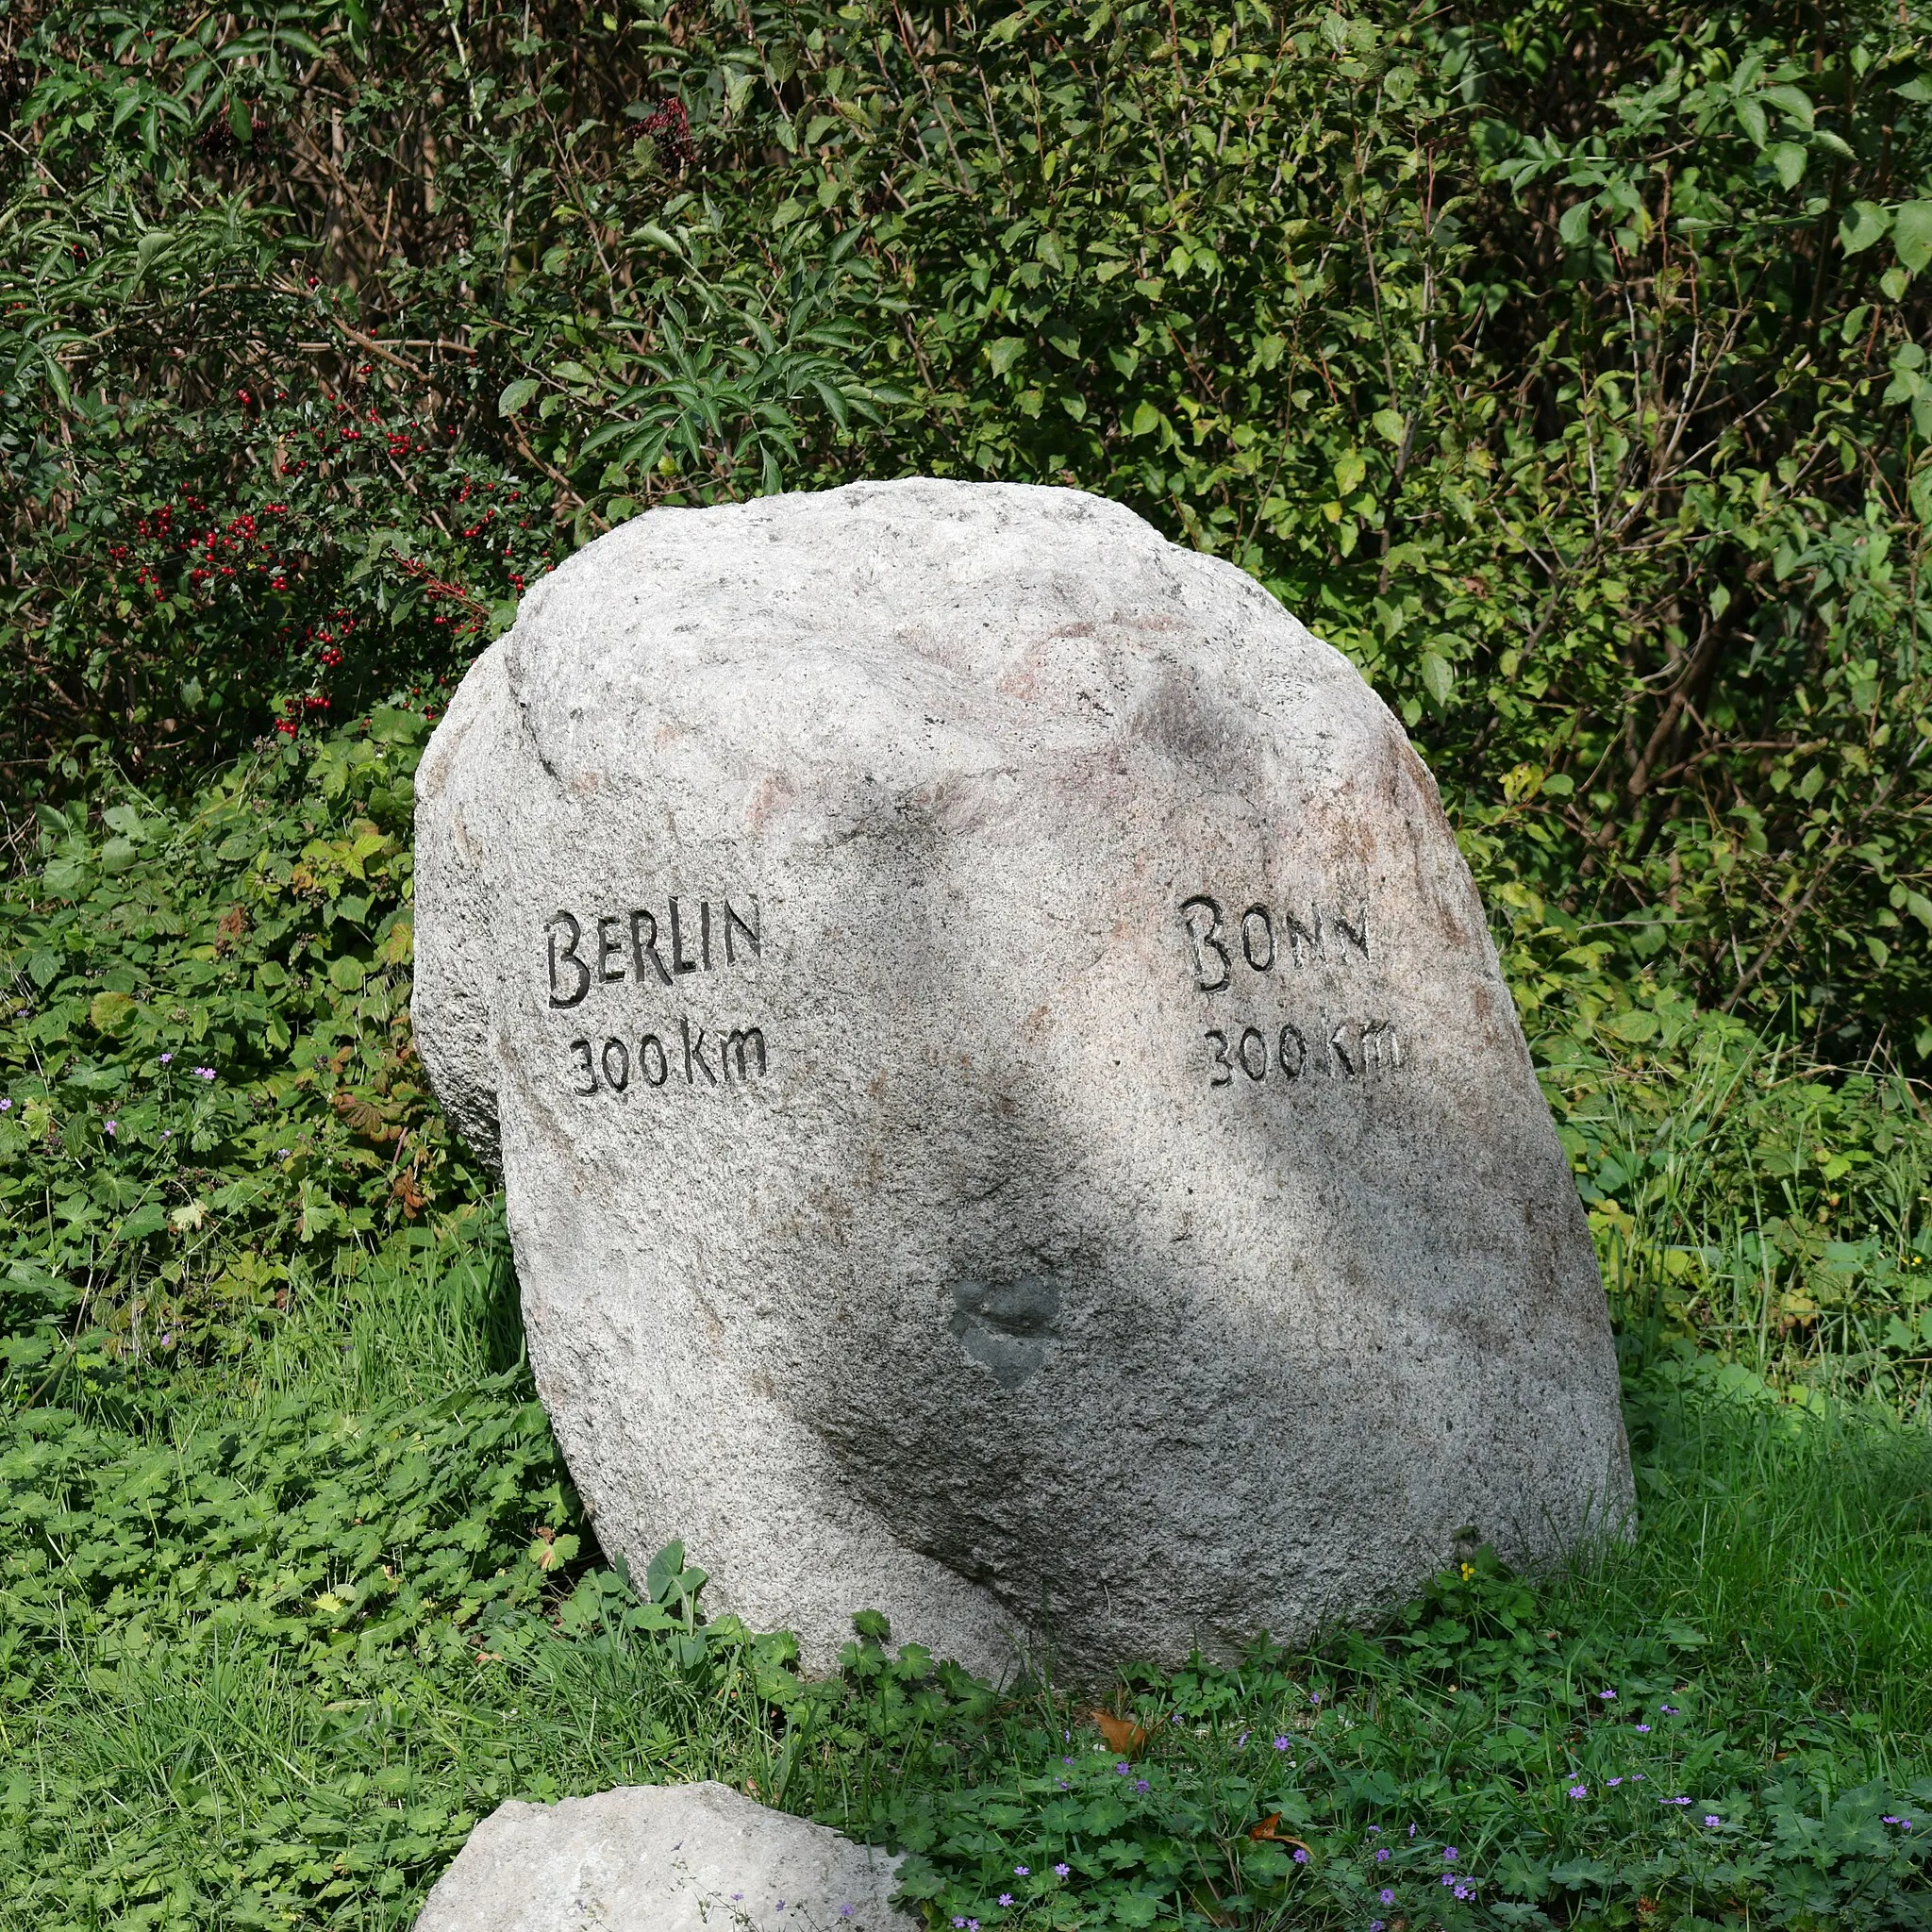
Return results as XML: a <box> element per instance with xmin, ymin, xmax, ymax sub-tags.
<box><xmin>8</xmin><ymin>2</ymin><xmax>1932</xmax><ymax>1928</ymax></box>
<box><xmin>5</xmin><ymin>0</ymin><xmax>1932</xmax><ymax>1055</ymax></box>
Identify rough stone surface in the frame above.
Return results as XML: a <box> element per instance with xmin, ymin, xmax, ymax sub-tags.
<box><xmin>412</xmin><ymin>478</ymin><xmax>1632</xmax><ymax>1681</ymax></box>
<box><xmin>410</xmin><ymin>1781</ymin><xmax>913</xmax><ymax>1932</ymax></box>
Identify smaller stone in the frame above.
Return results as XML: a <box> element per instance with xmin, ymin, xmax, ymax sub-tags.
<box><xmin>412</xmin><ymin>1781</ymin><xmax>915</xmax><ymax>1932</ymax></box>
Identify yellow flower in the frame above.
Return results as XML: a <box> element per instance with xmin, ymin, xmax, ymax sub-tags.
<box><xmin>1459</xmin><ymin>1563</ymin><xmax>1476</xmax><ymax>1582</ymax></box>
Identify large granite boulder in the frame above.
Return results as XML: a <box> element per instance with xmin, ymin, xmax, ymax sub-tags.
<box><xmin>411</xmin><ymin>1782</ymin><xmax>914</xmax><ymax>1932</ymax></box>
<box><xmin>412</xmin><ymin>478</ymin><xmax>1631</xmax><ymax>1680</ymax></box>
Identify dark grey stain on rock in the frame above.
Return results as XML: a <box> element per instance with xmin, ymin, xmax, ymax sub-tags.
<box><xmin>949</xmin><ymin>1274</ymin><xmax>1062</xmax><ymax>1388</ymax></box>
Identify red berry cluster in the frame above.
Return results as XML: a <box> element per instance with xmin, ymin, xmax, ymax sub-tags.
<box><xmin>96</xmin><ymin>375</ymin><xmax>556</xmax><ymax>741</ymax></box>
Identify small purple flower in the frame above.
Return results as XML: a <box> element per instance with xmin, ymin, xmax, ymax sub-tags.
<box><xmin>952</xmin><ymin>1919</ymin><xmax>966</xmax><ymax>1926</ymax></box>
<box><xmin>1372</xmin><ymin>1922</ymin><xmax>1385</xmax><ymax>1932</ymax></box>
<box><xmin>1274</xmin><ymin>1736</ymin><xmax>1291</xmax><ymax>1752</ymax></box>
<box><xmin>1454</xmin><ymin>1885</ymin><xmax>1472</xmax><ymax>1900</ymax></box>
<box><xmin>1056</xmin><ymin>1779</ymin><xmax>1069</xmax><ymax>1789</ymax></box>
<box><xmin>1661</xmin><ymin>1704</ymin><xmax>1679</xmax><ymax>1715</ymax></box>
<box><xmin>196</xmin><ymin>1066</ymin><xmax>215</xmax><ymax>1080</ymax></box>
<box><xmin>1634</xmin><ymin>1723</ymin><xmax>1651</xmax><ymax>1733</ymax></box>
<box><xmin>1367</xmin><ymin>1826</ymin><xmax>1381</xmax><ymax>1836</ymax></box>
<box><xmin>158</xmin><ymin>1053</ymin><xmax>173</xmax><ymax>1064</ymax></box>
<box><xmin>1013</xmin><ymin>1867</ymin><xmax>1028</xmax><ymax>1877</ymax></box>
<box><xmin>1375</xmin><ymin>1849</ymin><xmax>1391</xmax><ymax>1862</ymax></box>
<box><xmin>1443</xmin><ymin>1848</ymin><xmax>1458</xmax><ymax>1862</ymax></box>
<box><xmin>1235</xmin><ymin>1730</ymin><xmax>1249</xmax><ymax>1750</ymax></box>
<box><xmin>1380</xmin><ymin>1889</ymin><xmax>1395</xmax><ymax>1905</ymax></box>
<box><xmin>998</xmin><ymin>1895</ymin><xmax>1013</xmax><ymax>1907</ymax></box>
<box><xmin>1568</xmin><ymin>1785</ymin><xmax>1589</xmax><ymax>1799</ymax></box>
<box><xmin>840</xmin><ymin>1910</ymin><xmax>854</xmax><ymax>1921</ymax></box>
<box><xmin>969</xmin><ymin>1920</ymin><xmax>979</xmax><ymax>1929</ymax></box>
<box><xmin>1133</xmin><ymin>1778</ymin><xmax>1149</xmax><ymax>1792</ymax></box>
<box><xmin>1407</xmin><ymin>1825</ymin><xmax>1417</xmax><ymax>1839</ymax></box>
<box><xmin>1703</xmin><ymin>1816</ymin><xmax>1721</xmax><ymax>1828</ymax></box>
<box><xmin>1309</xmin><ymin>1692</ymin><xmax>1322</xmax><ymax>1706</ymax></box>
<box><xmin>0</xmin><ymin>1098</ymin><xmax>10</xmax><ymax>1110</ymax></box>
<box><xmin>1115</xmin><ymin>1761</ymin><xmax>1131</xmax><ymax>1775</ymax></box>
<box><xmin>103</xmin><ymin>1120</ymin><xmax>116</xmax><ymax>1134</ymax></box>
<box><xmin>775</xmin><ymin>1905</ymin><xmax>785</xmax><ymax>1914</ymax></box>
<box><xmin>160</xmin><ymin>1128</ymin><xmax>171</xmax><ymax>1138</ymax></box>
<box><xmin>1053</xmin><ymin>1865</ymin><xmax>1069</xmax><ymax>1879</ymax></box>
<box><xmin>1292</xmin><ymin>1847</ymin><xmax>1307</xmax><ymax>1864</ymax></box>
<box><xmin>1884</xmin><ymin>1817</ymin><xmax>1901</xmax><ymax>1825</ymax></box>
<box><xmin>1441</xmin><ymin>1874</ymin><xmax>1456</xmax><ymax>1888</ymax></box>
<box><xmin>1662</xmin><ymin>1796</ymin><xmax>1691</xmax><ymax>1807</ymax></box>
<box><xmin>1607</xmin><ymin>1777</ymin><xmax>1624</xmax><ymax>1788</ymax></box>
<box><xmin>1061</xmin><ymin>1756</ymin><xmax>1074</xmax><ymax>1764</ymax></box>
<box><xmin>1599</xmin><ymin>1689</ymin><xmax>1616</xmax><ymax>1700</ymax></box>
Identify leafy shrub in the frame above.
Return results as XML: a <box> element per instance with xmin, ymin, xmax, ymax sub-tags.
<box><xmin>4</xmin><ymin>0</ymin><xmax>1931</xmax><ymax>1053</ymax></box>
<box><xmin>5</xmin><ymin>1297</ymin><xmax>1930</xmax><ymax>1932</ymax></box>
<box><xmin>0</xmin><ymin>708</ymin><xmax>469</xmax><ymax>1385</ymax></box>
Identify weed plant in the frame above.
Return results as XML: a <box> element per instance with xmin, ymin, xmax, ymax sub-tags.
<box><xmin>6</xmin><ymin>720</ymin><xmax>1932</xmax><ymax>1929</ymax></box>
<box><xmin>8</xmin><ymin>0</ymin><xmax>1932</xmax><ymax>1059</ymax></box>
<box><xmin>6</xmin><ymin>721</ymin><xmax>1929</xmax><ymax>1397</ymax></box>
<box><xmin>4</xmin><ymin>1224</ymin><xmax>1931</xmax><ymax>1929</ymax></box>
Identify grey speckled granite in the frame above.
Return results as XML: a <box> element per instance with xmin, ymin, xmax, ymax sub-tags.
<box><xmin>410</xmin><ymin>1782</ymin><xmax>912</xmax><ymax>1932</ymax></box>
<box><xmin>411</xmin><ymin>478</ymin><xmax>1632</xmax><ymax>1680</ymax></box>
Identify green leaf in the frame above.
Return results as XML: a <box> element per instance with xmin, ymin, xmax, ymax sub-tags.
<box><xmin>1128</xmin><ymin>399</ymin><xmax>1161</xmax><ymax>437</ymax></box>
<box><xmin>90</xmin><ymin>991</ymin><xmax>139</xmax><ymax>1037</ymax></box>
<box><xmin>646</xmin><ymin>1539</ymin><xmax>686</xmax><ymax>1604</ymax></box>
<box><xmin>1557</xmin><ymin>198</ymin><xmax>1593</xmax><ymax>247</ymax></box>
<box><xmin>497</xmin><ymin>377</ymin><xmax>540</xmax><ymax>417</ymax></box>
<box><xmin>1893</xmin><ymin>200</ymin><xmax>1932</xmax><ymax>275</ymax></box>
<box><xmin>115</xmin><ymin>1203</ymin><xmax>168</xmax><ymax>1245</ymax></box>
<box><xmin>1768</xmin><ymin>142</ymin><xmax>1807</xmax><ymax>190</ymax></box>
<box><xmin>1551</xmin><ymin>1857</ymin><xmax>1612</xmax><ymax>1888</ymax></box>
<box><xmin>1840</xmin><ymin>202</ymin><xmax>1891</xmax><ymax>256</ymax></box>
<box><xmin>1373</xmin><ymin>408</ymin><xmax>1406</xmax><ymax>444</ymax></box>
<box><xmin>1733</xmin><ymin>95</ymin><xmax>1769</xmax><ymax>147</ymax></box>
<box><xmin>327</xmin><ymin>956</ymin><xmax>366</xmax><ymax>992</ymax></box>
<box><xmin>1605</xmin><ymin>1008</ymin><xmax>1659</xmax><ymax>1043</ymax></box>
<box><xmin>1904</xmin><ymin>891</ymin><xmax>1932</xmax><ymax>932</ymax></box>
<box><xmin>1760</xmin><ymin>84</ymin><xmax>1814</xmax><ymax>131</ymax></box>
<box><xmin>987</xmin><ymin>337</ymin><xmax>1025</xmax><ymax>377</ymax></box>
<box><xmin>1419</xmin><ymin>651</ymin><xmax>1453</xmax><ymax>706</ymax></box>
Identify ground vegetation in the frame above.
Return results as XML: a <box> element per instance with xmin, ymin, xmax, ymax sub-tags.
<box><xmin>6</xmin><ymin>3</ymin><xmax>1932</xmax><ymax>1928</ymax></box>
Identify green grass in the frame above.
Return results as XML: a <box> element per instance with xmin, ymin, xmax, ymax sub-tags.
<box><xmin>5</xmin><ymin>1217</ymin><xmax>1931</xmax><ymax>1931</ymax></box>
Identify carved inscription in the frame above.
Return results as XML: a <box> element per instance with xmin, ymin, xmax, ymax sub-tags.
<box><xmin>545</xmin><ymin>896</ymin><xmax>767</xmax><ymax>1100</ymax></box>
<box><xmin>1202</xmin><ymin>1018</ymin><xmax>1402</xmax><ymax>1088</ymax></box>
<box><xmin>1178</xmin><ymin>890</ymin><xmax>1404</xmax><ymax>1094</ymax></box>
<box><xmin>1178</xmin><ymin>892</ymin><xmax>1367</xmax><ymax>992</ymax></box>
<box><xmin>566</xmin><ymin>1021</ymin><xmax>768</xmax><ymax>1097</ymax></box>
<box><xmin>545</xmin><ymin>896</ymin><xmax>760</xmax><ymax>1008</ymax></box>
